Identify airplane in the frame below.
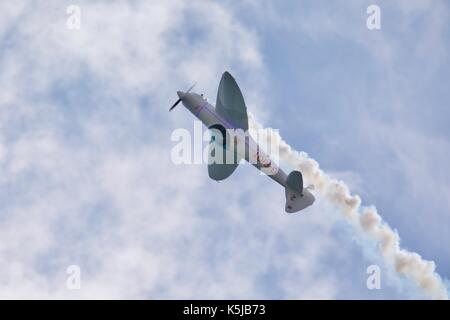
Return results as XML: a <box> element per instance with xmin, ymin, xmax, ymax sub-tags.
<box><xmin>169</xmin><ymin>71</ymin><xmax>315</xmax><ymax>213</ymax></box>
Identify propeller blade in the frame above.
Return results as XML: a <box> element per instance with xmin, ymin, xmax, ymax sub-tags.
<box><xmin>169</xmin><ymin>98</ymin><xmax>181</xmax><ymax>112</ymax></box>
<box><xmin>169</xmin><ymin>82</ymin><xmax>196</xmax><ymax>112</ymax></box>
<box><xmin>186</xmin><ymin>82</ymin><xmax>196</xmax><ymax>94</ymax></box>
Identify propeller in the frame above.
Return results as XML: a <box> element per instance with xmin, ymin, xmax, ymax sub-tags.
<box><xmin>169</xmin><ymin>82</ymin><xmax>196</xmax><ymax>112</ymax></box>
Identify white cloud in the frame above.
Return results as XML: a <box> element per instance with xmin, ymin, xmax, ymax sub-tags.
<box><xmin>0</xmin><ymin>0</ymin><xmax>437</xmax><ymax>299</ymax></box>
<box><xmin>0</xmin><ymin>0</ymin><xmax>294</xmax><ymax>299</ymax></box>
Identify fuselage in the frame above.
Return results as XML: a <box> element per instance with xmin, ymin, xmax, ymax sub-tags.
<box><xmin>178</xmin><ymin>91</ymin><xmax>289</xmax><ymax>189</ymax></box>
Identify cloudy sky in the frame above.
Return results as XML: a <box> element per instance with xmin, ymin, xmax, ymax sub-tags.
<box><xmin>0</xmin><ymin>0</ymin><xmax>449</xmax><ymax>299</ymax></box>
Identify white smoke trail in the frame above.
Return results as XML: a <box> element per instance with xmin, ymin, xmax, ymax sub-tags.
<box><xmin>249</xmin><ymin>114</ymin><xmax>448</xmax><ymax>300</ymax></box>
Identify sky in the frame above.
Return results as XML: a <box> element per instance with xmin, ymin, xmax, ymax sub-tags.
<box><xmin>0</xmin><ymin>0</ymin><xmax>449</xmax><ymax>299</ymax></box>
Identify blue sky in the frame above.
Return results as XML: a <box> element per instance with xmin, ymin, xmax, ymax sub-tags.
<box><xmin>0</xmin><ymin>0</ymin><xmax>449</xmax><ymax>298</ymax></box>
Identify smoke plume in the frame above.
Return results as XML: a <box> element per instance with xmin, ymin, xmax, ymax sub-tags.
<box><xmin>249</xmin><ymin>115</ymin><xmax>448</xmax><ymax>300</ymax></box>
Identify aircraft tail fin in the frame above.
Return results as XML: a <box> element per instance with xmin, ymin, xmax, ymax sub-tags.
<box><xmin>285</xmin><ymin>171</ymin><xmax>315</xmax><ymax>213</ymax></box>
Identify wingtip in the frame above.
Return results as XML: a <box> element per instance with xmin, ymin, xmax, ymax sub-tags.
<box><xmin>223</xmin><ymin>71</ymin><xmax>233</xmax><ymax>78</ymax></box>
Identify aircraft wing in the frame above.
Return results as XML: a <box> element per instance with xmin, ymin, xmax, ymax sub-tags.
<box><xmin>215</xmin><ymin>71</ymin><xmax>249</xmax><ymax>131</ymax></box>
<box><xmin>207</xmin><ymin>140</ymin><xmax>239</xmax><ymax>181</ymax></box>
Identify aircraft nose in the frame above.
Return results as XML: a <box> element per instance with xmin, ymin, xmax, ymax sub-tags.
<box><xmin>177</xmin><ymin>91</ymin><xmax>185</xmax><ymax>99</ymax></box>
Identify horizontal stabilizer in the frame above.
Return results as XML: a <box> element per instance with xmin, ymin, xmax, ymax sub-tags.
<box><xmin>285</xmin><ymin>188</ymin><xmax>315</xmax><ymax>213</ymax></box>
<box><xmin>284</xmin><ymin>171</ymin><xmax>314</xmax><ymax>213</ymax></box>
